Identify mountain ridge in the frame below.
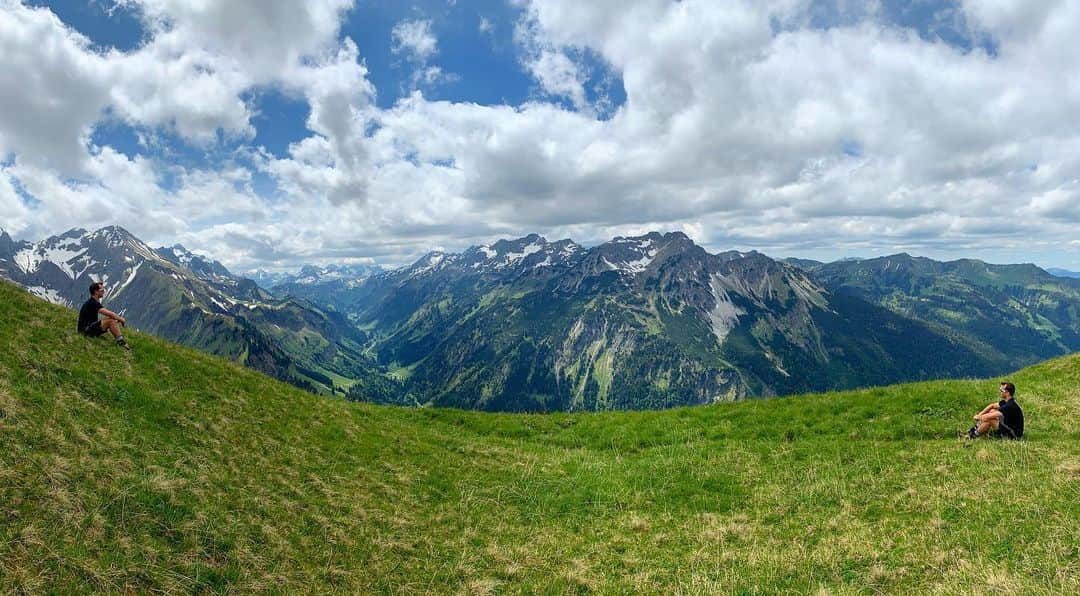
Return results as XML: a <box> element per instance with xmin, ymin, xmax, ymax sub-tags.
<box><xmin>5</xmin><ymin>226</ymin><xmax>1078</xmax><ymax>412</ymax></box>
<box><xmin>0</xmin><ymin>225</ymin><xmax>389</xmax><ymax>395</ymax></box>
<box><xmin>284</xmin><ymin>231</ymin><xmax>1019</xmax><ymax>410</ymax></box>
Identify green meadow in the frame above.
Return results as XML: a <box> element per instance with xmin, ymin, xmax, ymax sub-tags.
<box><xmin>1</xmin><ymin>280</ymin><xmax>1077</xmax><ymax>593</ymax></box>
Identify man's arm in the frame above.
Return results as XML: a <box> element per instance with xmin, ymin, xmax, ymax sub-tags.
<box><xmin>977</xmin><ymin>402</ymin><xmax>999</xmax><ymax>415</ymax></box>
<box><xmin>98</xmin><ymin>307</ymin><xmax>126</xmax><ymax>325</ymax></box>
<box><xmin>974</xmin><ymin>402</ymin><xmax>999</xmax><ymax>420</ymax></box>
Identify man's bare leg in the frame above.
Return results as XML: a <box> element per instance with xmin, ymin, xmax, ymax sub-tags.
<box><xmin>101</xmin><ymin>318</ymin><xmax>122</xmax><ymax>339</ymax></box>
<box><xmin>101</xmin><ymin>318</ymin><xmax>130</xmax><ymax>349</ymax></box>
<box><xmin>975</xmin><ymin>412</ymin><xmax>1001</xmax><ymax>437</ymax></box>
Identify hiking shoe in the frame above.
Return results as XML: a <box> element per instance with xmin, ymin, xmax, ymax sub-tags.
<box><xmin>117</xmin><ymin>339</ymin><xmax>132</xmax><ymax>351</ymax></box>
<box><xmin>956</xmin><ymin>428</ymin><xmax>977</xmax><ymax>440</ymax></box>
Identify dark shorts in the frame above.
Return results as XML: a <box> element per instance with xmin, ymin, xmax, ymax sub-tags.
<box><xmin>990</xmin><ymin>425</ymin><xmax>1021</xmax><ymax>440</ymax></box>
<box><xmin>80</xmin><ymin>321</ymin><xmax>107</xmax><ymax>338</ymax></box>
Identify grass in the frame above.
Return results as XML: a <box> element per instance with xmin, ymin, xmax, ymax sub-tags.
<box><xmin>1</xmin><ymin>279</ymin><xmax>1077</xmax><ymax>593</ymax></box>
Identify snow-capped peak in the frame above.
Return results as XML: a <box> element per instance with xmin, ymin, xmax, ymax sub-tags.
<box><xmin>406</xmin><ymin>251</ymin><xmax>459</xmax><ymax>277</ymax></box>
<box><xmin>465</xmin><ymin>234</ymin><xmax>580</xmax><ymax>271</ymax></box>
<box><xmin>596</xmin><ymin>232</ymin><xmax>668</xmax><ymax>274</ymax></box>
<box><xmin>170</xmin><ymin>244</ymin><xmax>194</xmax><ymax>265</ymax></box>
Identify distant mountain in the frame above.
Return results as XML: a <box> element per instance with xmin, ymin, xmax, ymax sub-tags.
<box><xmin>1047</xmin><ymin>267</ymin><xmax>1080</xmax><ymax>279</ymax></box>
<box><xmin>249</xmin><ymin>263</ymin><xmax>384</xmax><ymax>289</ymax></box>
<box><xmin>155</xmin><ymin>244</ymin><xmax>232</xmax><ymax>280</ymax></box>
<box><xmin>780</xmin><ymin>257</ymin><xmax>824</xmax><ymax>270</ymax></box>
<box><xmin>0</xmin><ymin>226</ymin><xmax>393</xmax><ymax>396</ymax></box>
<box><xmin>283</xmin><ymin>232</ymin><xmax>996</xmax><ymax>411</ymax></box>
<box><xmin>810</xmin><ymin>254</ymin><xmax>1080</xmax><ymax>369</ymax></box>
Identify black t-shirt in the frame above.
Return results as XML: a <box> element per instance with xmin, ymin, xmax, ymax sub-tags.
<box><xmin>998</xmin><ymin>398</ymin><xmax>1024</xmax><ymax>439</ymax></box>
<box><xmin>78</xmin><ymin>298</ymin><xmax>102</xmax><ymax>332</ymax></box>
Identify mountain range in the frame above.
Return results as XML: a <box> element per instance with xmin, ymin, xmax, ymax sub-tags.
<box><xmin>1047</xmin><ymin>267</ymin><xmax>1080</xmax><ymax>279</ymax></box>
<box><xmin>0</xmin><ymin>226</ymin><xmax>390</xmax><ymax>396</ymax></box>
<box><xmin>248</xmin><ymin>263</ymin><xmax>385</xmax><ymax>289</ymax></box>
<box><xmin>3</xmin><ymin>226</ymin><xmax>1077</xmax><ymax>411</ymax></box>
<box><xmin>281</xmin><ymin>231</ymin><xmax>1079</xmax><ymax>410</ymax></box>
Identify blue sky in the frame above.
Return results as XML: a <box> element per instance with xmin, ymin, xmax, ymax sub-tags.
<box><xmin>1</xmin><ymin>1</ymin><xmax>1078</xmax><ymax>272</ymax></box>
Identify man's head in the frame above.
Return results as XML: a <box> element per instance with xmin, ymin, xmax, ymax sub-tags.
<box><xmin>1000</xmin><ymin>381</ymin><xmax>1015</xmax><ymax>399</ymax></box>
<box><xmin>89</xmin><ymin>282</ymin><xmax>105</xmax><ymax>299</ymax></box>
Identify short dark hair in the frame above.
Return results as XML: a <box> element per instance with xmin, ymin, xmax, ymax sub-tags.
<box><xmin>1000</xmin><ymin>381</ymin><xmax>1015</xmax><ymax>397</ymax></box>
<box><xmin>89</xmin><ymin>282</ymin><xmax>103</xmax><ymax>296</ymax></box>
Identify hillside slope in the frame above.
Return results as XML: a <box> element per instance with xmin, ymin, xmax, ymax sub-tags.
<box><xmin>1</xmin><ymin>280</ymin><xmax>1077</xmax><ymax>593</ymax></box>
<box><xmin>0</xmin><ymin>226</ymin><xmax>393</xmax><ymax>396</ymax></box>
<box><xmin>811</xmin><ymin>253</ymin><xmax>1080</xmax><ymax>369</ymax></box>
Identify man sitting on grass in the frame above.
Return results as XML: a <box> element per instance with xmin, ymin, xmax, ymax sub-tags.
<box><xmin>78</xmin><ymin>282</ymin><xmax>131</xmax><ymax>350</ymax></box>
<box><xmin>965</xmin><ymin>382</ymin><xmax>1023</xmax><ymax>439</ymax></box>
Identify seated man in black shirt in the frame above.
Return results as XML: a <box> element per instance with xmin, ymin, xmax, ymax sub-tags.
<box><xmin>78</xmin><ymin>282</ymin><xmax>130</xmax><ymax>350</ymax></box>
<box><xmin>965</xmin><ymin>382</ymin><xmax>1023</xmax><ymax>439</ymax></box>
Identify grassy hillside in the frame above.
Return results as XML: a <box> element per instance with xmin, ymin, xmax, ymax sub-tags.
<box><xmin>1</xmin><ymin>280</ymin><xmax>1077</xmax><ymax>593</ymax></box>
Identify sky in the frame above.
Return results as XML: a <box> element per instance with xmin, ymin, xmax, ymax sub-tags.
<box><xmin>1</xmin><ymin>0</ymin><xmax>1078</xmax><ymax>273</ymax></box>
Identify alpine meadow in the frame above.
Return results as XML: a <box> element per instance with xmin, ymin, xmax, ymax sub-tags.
<box><xmin>2</xmin><ymin>282</ymin><xmax>1078</xmax><ymax>592</ymax></box>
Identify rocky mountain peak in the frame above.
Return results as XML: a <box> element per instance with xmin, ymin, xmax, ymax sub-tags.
<box><xmin>84</xmin><ymin>226</ymin><xmax>158</xmax><ymax>262</ymax></box>
<box><xmin>591</xmin><ymin>231</ymin><xmax>706</xmax><ymax>276</ymax></box>
<box><xmin>0</xmin><ymin>228</ymin><xmax>27</xmax><ymax>259</ymax></box>
<box><xmin>156</xmin><ymin>244</ymin><xmax>233</xmax><ymax>280</ymax></box>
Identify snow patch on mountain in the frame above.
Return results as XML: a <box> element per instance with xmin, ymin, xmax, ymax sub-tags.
<box><xmin>409</xmin><ymin>252</ymin><xmax>457</xmax><ymax>277</ymax></box>
<box><xmin>27</xmin><ymin>286</ymin><xmax>67</xmax><ymax>306</ymax></box>
<box><xmin>503</xmin><ymin>241</ymin><xmax>544</xmax><ymax>266</ymax></box>
<box><xmin>111</xmin><ymin>262</ymin><xmax>143</xmax><ymax>298</ymax></box>
<box><xmin>14</xmin><ymin>241</ymin><xmax>88</xmax><ymax>279</ymax></box>
<box><xmin>210</xmin><ymin>296</ymin><xmax>231</xmax><ymax>312</ymax></box>
<box><xmin>620</xmin><ymin>249</ymin><xmax>658</xmax><ymax>273</ymax></box>
<box><xmin>598</xmin><ymin>237</ymin><xmax>661</xmax><ymax>274</ymax></box>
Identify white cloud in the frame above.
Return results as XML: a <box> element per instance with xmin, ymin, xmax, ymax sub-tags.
<box><xmin>4</xmin><ymin>0</ymin><xmax>1080</xmax><ymax>271</ymax></box>
<box><xmin>0</xmin><ymin>167</ymin><xmax>33</xmax><ymax>237</ymax></box>
<box><xmin>0</xmin><ymin>4</ymin><xmax>111</xmax><ymax>175</ymax></box>
<box><xmin>0</xmin><ymin>0</ymin><xmax>355</xmax><ymax>165</ymax></box>
<box><xmin>524</xmin><ymin>49</ymin><xmax>590</xmax><ymax>112</ymax></box>
<box><xmin>111</xmin><ymin>0</ymin><xmax>355</xmax><ymax>140</ymax></box>
<box><xmin>391</xmin><ymin>19</ymin><xmax>438</xmax><ymax>61</ymax></box>
<box><xmin>390</xmin><ymin>18</ymin><xmax>454</xmax><ymax>90</ymax></box>
<box><xmin>262</xmin><ymin>37</ymin><xmax>375</xmax><ymax>207</ymax></box>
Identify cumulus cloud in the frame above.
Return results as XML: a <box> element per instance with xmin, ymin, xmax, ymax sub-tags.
<box><xmin>391</xmin><ymin>19</ymin><xmax>438</xmax><ymax>61</ymax></box>
<box><xmin>111</xmin><ymin>0</ymin><xmax>354</xmax><ymax>140</ymax></box>
<box><xmin>0</xmin><ymin>4</ymin><xmax>111</xmax><ymax>175</ymax></box>
<box><xmin>441</xmin><ymin>0</ymin><xmax>1080</xmax><ymax>264</ymax></box>
<box><xmin>390</xmin><ymin>18</ymin><xmax>454</xmax><ymax>90</ymax></box>
<box><xmin>3</xmin><ymin>0</ymin><xmax>1080</xmax><ymax>270</ymax></box>
<box><xmin>264</xmin><ymin>38</ymin><xmax>375</xmax><ymax>206</ymax></box>
<box><xmin>0</xmin><ymin>0</ymin><xmax>355</xmax><ymax>164</ymax></box>
<box><xmin>0</xmin><ymin>167</ymin><xmax>33</xmax><ymax>236</ymax></box>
